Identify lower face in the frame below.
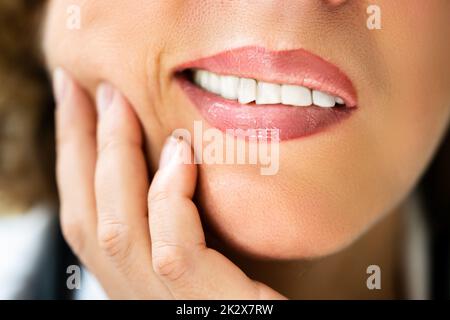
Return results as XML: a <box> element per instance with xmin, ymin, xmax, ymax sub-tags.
<box><xmin>43</xmin><ymin>0</ymin><xmax>450</xmax><ymax>259</ymax></box>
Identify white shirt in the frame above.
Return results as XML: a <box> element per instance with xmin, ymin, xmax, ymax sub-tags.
<box><xmin>0</xmin><ymin>204</ymin><xmax>107</xmax><ymax>300</ymax></box>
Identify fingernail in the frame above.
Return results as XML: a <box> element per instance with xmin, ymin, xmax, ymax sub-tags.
<box><xmin>53</xmin><ymin>68</ymin><xmax>69</xmax><ymax>105</ymax></box>
<box><xmin>159</xmin><ymin>136</ymin><xmax>179</xmax><ymax>169</ymax></box>
<box><xmin>96</xmin><ymin>82</ymin><xmax>115</xmax><ymax>115</ymax></box>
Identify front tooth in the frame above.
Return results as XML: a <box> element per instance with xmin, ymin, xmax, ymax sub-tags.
<box><xmin>281</xmin><ymin>84</ymin><xmax>312</xmax><ymax>106</ymax></box>
<box><xmin>312</xmin><ymin>90</ymin><xmax>335</xmax><ymax>108</ymax></box>
<box><xmin>207</xmin><ymin>72</ymin><xmax>221</xmax><ymax>95</ymax></box>
<box><xmin>220</xmin><ymin>75</ymin><xmax>240</xmax><ymax>100</ymax></box>
<box><xmin>238</xmin><ymin>78</ymin><xmax>257</xmax><ymax>104</ymax></box>
<box><xmin>256</xmin><ymin>81</ymin><xmax>281</xmax><ymax>105</ymax></box>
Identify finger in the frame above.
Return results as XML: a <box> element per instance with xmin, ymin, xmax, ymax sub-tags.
<box><xmin>54</xmin><ymin>68</ymin><xmax>98</xmax><ymax>260</ymax></box>
<box><xmin>94</xmin><ymin>84</ymin><xmax>170</xmax><ymax>298</ymax></box>
<box><xmin>149</xmin><ymin>137</ymin><xmax>203</xmax><ymax>252</ymax></box>
<box><xmin>54</xmin><ymin>70</ymin><xmax>131</xmax><ymax>298</ymax></box>
<box><xmin>149</xmin><ymin>138</ymin><xmax>284</xmax><ymax>299</ymax></box>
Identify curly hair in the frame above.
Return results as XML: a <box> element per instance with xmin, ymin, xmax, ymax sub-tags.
<box><xmin>0</xmin><ymin>0</ymin><xmax>55</xmax><ymax>213</ymax></box>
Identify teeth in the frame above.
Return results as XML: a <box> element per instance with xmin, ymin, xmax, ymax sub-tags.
<box><xmin>194</xmin><ymin>70</ymin><xmax>209</xmax><ymax>89</ymax></box>
<box><xmin>193</xmin><ymin>70</ymin><xmax>202</xmax><ymax>85</ymax></box>
<box><xmin>192</xmin><ymin>69</ymin><xmax>344</xmax><ymax>108</ymax></box>
<box><xmin>220</xmin><ymin>75</ymin><xmax>240</xmax><ymax>100</ymax></box>
<box><xmin>335</xmin><ymin>97</ymin><xmax>345</xmax><ymax>105</ymax></box>
<box><xmin>238</xmin><ymin>78</ymin><xmax>257</xmax><ymax>104</ymax></box>
<box><xmin>281</xmin><ymin>84</ymin><xmax>312</xmax><ymax>107</ymax></box>
<box><xmin>312</xmin><ymin>90</ymin><xmax>336</xmax><ymax>108</ymax></box>
<box><xmin>207</xmin><ymin>72</ymin><xmax>222</xmax><ymax>95</ymax></box>
<box><xmin>256</xmin><ymin>81</ymin><xmax>281</xmax><ymax>105</ymax></box>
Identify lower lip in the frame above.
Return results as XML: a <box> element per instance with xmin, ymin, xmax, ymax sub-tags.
<box><xmin>177</xmin><ymin>76</ymin><xmax>355</xmax><ymax>141</ymax></box>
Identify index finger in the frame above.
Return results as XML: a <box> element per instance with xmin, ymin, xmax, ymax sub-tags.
<box><xmin>148</xmin><ymin>138</ymin><xmax>274</xmax><ymax>299</ymax></box>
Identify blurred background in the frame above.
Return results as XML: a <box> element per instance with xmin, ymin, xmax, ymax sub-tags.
<box><xmin>0</xmin><ymin>0</ymin><xmax>71</xmax><ymax>299</ymax></box>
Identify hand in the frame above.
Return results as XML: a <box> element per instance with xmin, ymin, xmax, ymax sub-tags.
<box><xmin>53</xmin><ymin>69</ymin><xmax>286</xmax><ymax>299</ymax></box>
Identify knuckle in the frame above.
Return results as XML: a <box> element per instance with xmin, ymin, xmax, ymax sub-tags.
<box><xmin>148</xmin><ymin>189</ymin><xmax>171</xmax><ymax>208</ymax></box>
<box><xmin>56</xmin><ymin>126</ymin><xmax>95</xmax><ymax>151</ymax></box>
<box><xmin>97</xmin><ymin>219</ymin><xmax>131</xmax><ymax>261</ymax></box>
<box><xmin>152</xmin><ymin>243</ymin><xmax>190</xmax><ymax>283</ymax></box>
<box><xmin>98</xmin><ymin>133</ymin><xmax>141</xmax><ymax>156</ymax></box>
<box><xmin>98</xmin><ymin>136</ymin><xmax>123</xmax><ymax>155</ymax></box>
<box><xmin>55</xmin><ymin>131</ymin><xmax>76</xmax><ymax>156</ymax></box>
<box><xmin>60</xmin><ymin>212</ymin><xmax>86</xmax><ymax>257</ymax></box>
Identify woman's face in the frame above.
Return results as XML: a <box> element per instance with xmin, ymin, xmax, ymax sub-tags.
<box><xmin>43</xmin><ymin>0</ymin><xmax>450</xmax><ymax>259</ymax></box>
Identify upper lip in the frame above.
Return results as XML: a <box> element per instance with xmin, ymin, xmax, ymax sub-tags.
<box><xmin>175</xmin><ymin>46</ymin><xmax>357</xmax><ymax>107</ymax></box>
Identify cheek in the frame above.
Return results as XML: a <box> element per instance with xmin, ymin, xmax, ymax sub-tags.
<box><xmin>43</xmin><ymin>0</ymin><xmax>175</xmax><ymax>168</ymax></box>
<box><xmin>373</xmin><ymin>0</ymin><xmax>450</xmax><ymax>185</ymax></box>
<box><xmin>44</xmin><ymin>1</ymin><xmax>164</xmax><ymax>89</ymax></box>
<box><xmin>44</xmin><ymin>1</ymin><xmax>149</xmax><ymax>93</ymax></box>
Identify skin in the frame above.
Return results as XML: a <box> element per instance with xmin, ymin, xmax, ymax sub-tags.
<box><xmin>43</xmin><ymin>1</ymin><xmax>450</xmax><ymax>298</ymax></box>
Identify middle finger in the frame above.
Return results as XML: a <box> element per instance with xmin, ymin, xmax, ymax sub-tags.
<box><xmin>95</xmin><ymin>83</ymin><xmax>171</xmax><ymax>298</ymax></box>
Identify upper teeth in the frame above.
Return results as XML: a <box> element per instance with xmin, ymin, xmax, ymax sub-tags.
<box><xmin>193</xmin><ymin>69</ymin><xmax>345</xmax><ymax>108</ymax></box>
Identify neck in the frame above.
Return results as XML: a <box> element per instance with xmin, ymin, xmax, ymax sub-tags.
<box><xmin>208</xmin><ymin>207</ymin><xmax>405</xmax><ymax>299</ymax></box>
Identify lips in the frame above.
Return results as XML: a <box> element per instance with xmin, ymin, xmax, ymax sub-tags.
<box><xmin>175</xmin><ymin>46</ymin><xmax>357</xmax><ymax>141</ymax></box>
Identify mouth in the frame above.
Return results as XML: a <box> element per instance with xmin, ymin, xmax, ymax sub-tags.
<box><xmin>174</xmin><ymin>46</ymin><xmax>358</xmax><ymax>141</ymax></box>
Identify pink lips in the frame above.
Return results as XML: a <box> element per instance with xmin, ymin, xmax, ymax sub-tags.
<box><xmin>175</xmin><ymin>46</ymin><xmax>357</xmax><ymax>141</ymax></box>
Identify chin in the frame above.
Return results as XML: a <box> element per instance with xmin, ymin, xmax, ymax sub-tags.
<box><xmin>196</xmin><ymin>164</ymin><xmax>377</xmax><ymax>260</ymax></box>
